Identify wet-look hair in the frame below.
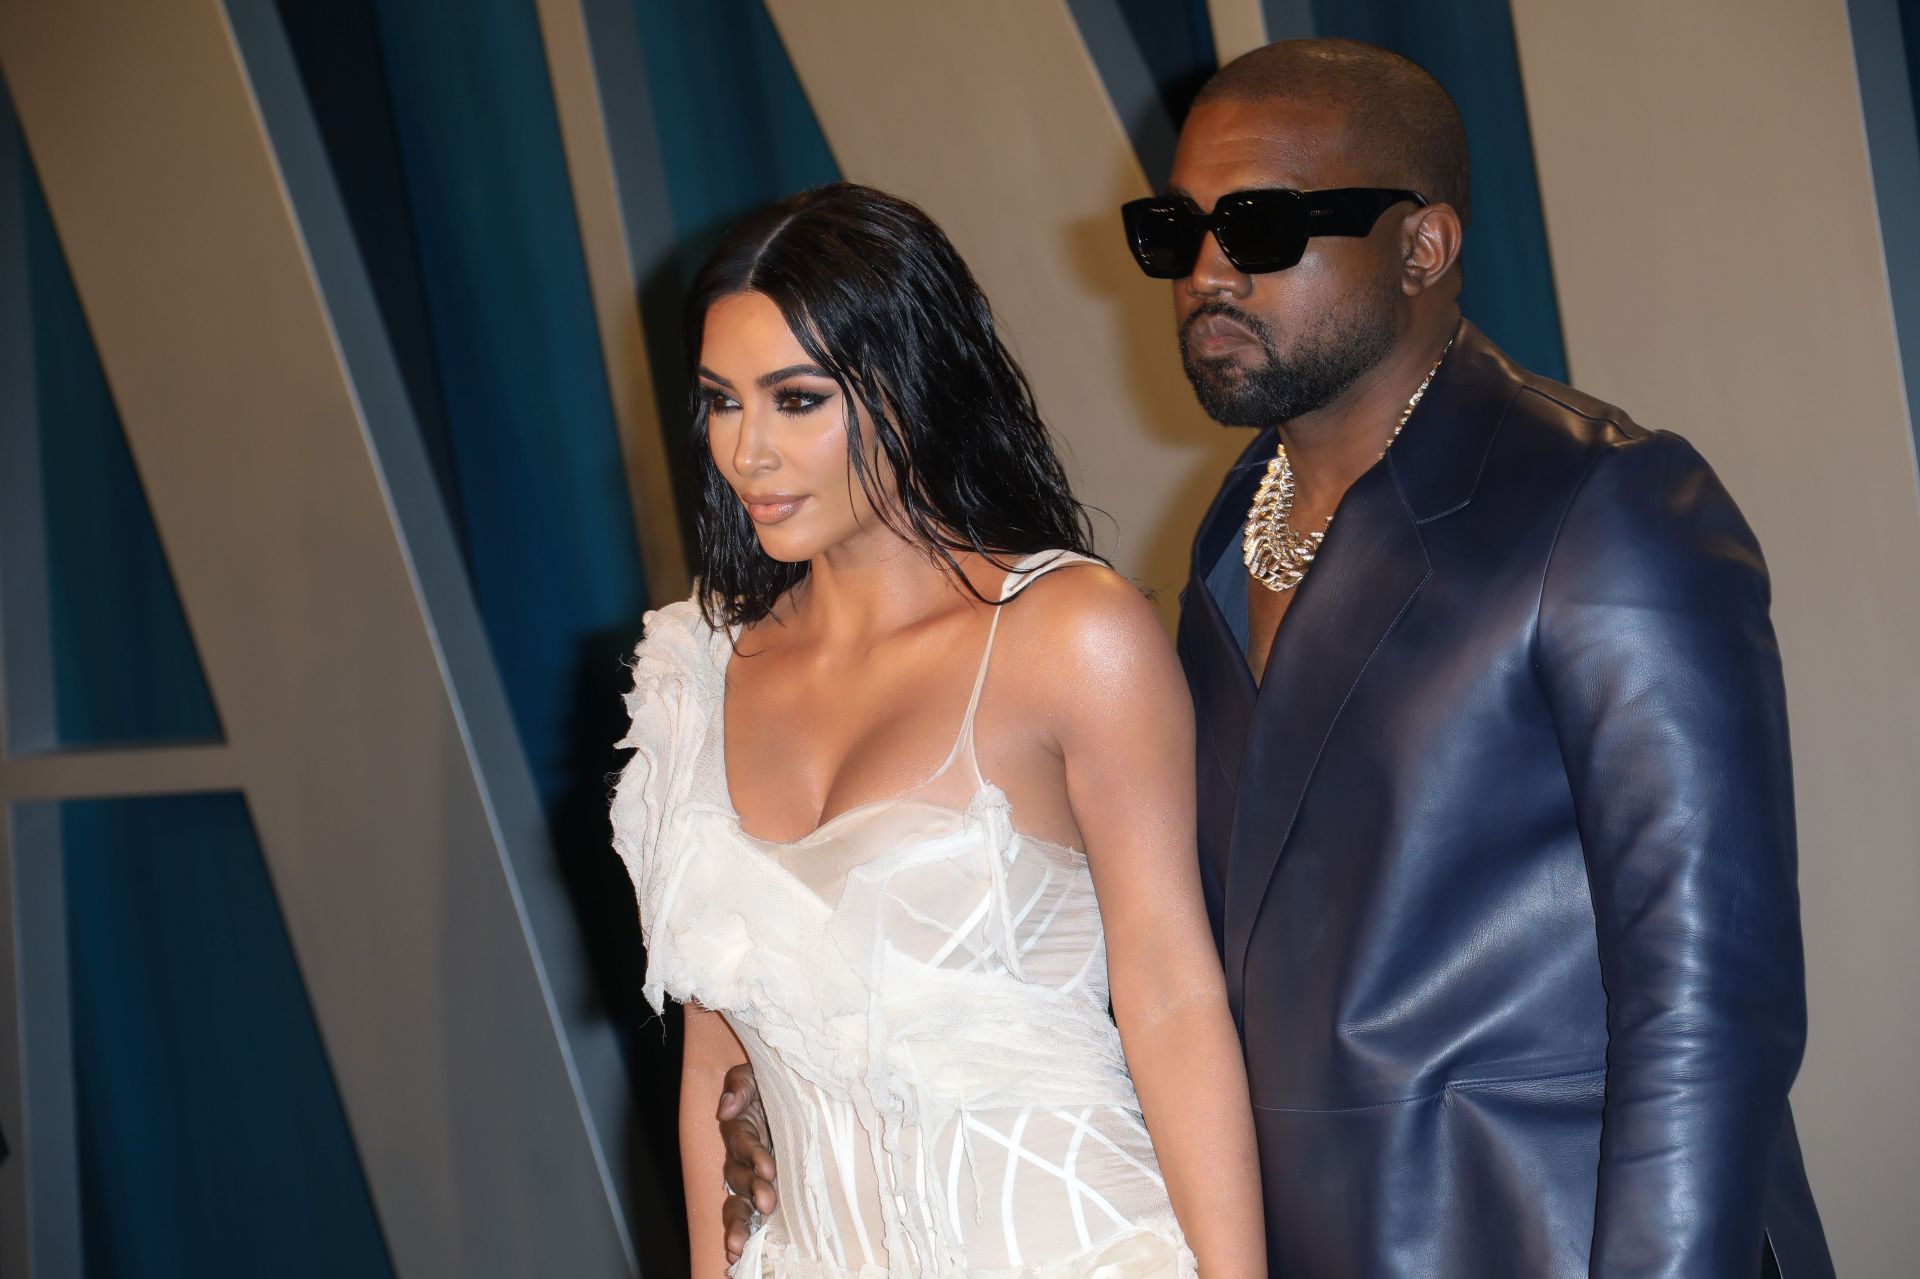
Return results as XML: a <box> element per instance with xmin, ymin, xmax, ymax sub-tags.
<box><xmin>684</xmin><ymin>181</ymin><xmax>1097</xmax><ymax>629</ymax></box>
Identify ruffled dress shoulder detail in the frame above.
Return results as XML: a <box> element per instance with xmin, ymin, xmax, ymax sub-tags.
<box><xmin>610</xmin><ymin>596</ymin><xmax>733</xmax><ymax>1015</ymax></box>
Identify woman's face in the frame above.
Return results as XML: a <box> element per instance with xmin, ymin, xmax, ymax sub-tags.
<box><xmin>699</xmin><ymin>291</ymin><xmax>891</xmax><ymax>564</ymax></box>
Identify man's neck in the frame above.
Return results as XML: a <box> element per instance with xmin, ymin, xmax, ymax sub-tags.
<box><xmin>1275</xmin><ymin>312</ymin><xmax>1459</xmax><ymax>511</ymax></box>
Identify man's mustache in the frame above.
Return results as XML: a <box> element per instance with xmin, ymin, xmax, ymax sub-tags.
<box><xmin>1181</xmin><ymin>301</ymin><xmax>1278</xmax><ymax>355</ymax></box>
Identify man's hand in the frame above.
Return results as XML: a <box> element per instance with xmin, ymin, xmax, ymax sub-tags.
<box><xmin>717</xmin><ymin>1062</ymin><xmax>778</xmax><ymax>1263</ymax></box>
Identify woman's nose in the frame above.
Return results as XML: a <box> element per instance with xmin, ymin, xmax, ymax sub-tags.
<box><xmin>732</xmin><ymin>410</ymin><xmax>777</xmax><ymax>475</ymax></box>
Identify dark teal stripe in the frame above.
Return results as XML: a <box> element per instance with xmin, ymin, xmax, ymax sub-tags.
<box><xmin>66</xmin><ymin>794</ymin><xmax>392</xmax><ymax>1278</ymax></box>
<box><xmin>627</xmin><ymin>0</ymin><xmax>838</xmax><ymax>265</ymax></box>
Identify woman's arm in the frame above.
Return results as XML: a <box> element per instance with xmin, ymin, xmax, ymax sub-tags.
<box><xmin>683</xmin><ymin>1005</ymin><xmax>752</xmax><ymax>1278</ymax></box>
<box><xmin>1036</xmin><ymin>571</ymin><xmax>1266</xmax><ymax>1277</ymax></box>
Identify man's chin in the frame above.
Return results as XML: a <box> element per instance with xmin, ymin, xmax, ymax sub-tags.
<box><xmin>1185</xmin><ymin>370</ymin><xmax>1272</xmax><ymax>429</ymax></box>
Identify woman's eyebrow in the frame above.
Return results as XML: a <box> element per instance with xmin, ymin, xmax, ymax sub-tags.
<box><xmin>756</xmin><ymin>363</ymin><xmax>830</xmax><ymax>388</ymax></box>
<box><xmin>696</xmin><ymin>366</ymin><xmax>734</xmax><ymax>388</ymax></box>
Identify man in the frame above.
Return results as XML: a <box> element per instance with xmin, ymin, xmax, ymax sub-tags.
<box><xmin>718</xmin><ymin>38</ymin><xmax>1831</xmax><ymax>1277</ymax></box>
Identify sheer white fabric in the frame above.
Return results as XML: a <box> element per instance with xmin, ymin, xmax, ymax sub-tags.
<box><xmin>612</xmin><ymin>552</ymin><xmax>1196</xmax><ymax>1278</ymax></box>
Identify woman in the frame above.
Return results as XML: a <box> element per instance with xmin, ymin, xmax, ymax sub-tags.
<box><xmin>612</xmin><ymin>183</ymin><xmax>1262</xmax><ymax>1277</ymax></box>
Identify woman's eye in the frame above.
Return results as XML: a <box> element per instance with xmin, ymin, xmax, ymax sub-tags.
<box><xmin>772</xmin><ymin>388</ymin><xmax>828</xmax><ymax>415</ymax></box>
<box><xmin>702</xmin><ymin>388</ymin><xmax>741</xmax><ymax>414</ymax></box>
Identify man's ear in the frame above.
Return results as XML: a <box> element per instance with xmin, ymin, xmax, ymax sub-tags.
<box><xmin>1401</xmin><ymin>203</ymin><xmax>1463</xmax><ymax>296</ymax></box>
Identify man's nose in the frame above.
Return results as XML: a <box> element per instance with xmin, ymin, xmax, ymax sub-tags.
<box><xmin>1185</xmin><ymin>231</ymin><xmax>1252</xmax><ymax>300</ymax></box>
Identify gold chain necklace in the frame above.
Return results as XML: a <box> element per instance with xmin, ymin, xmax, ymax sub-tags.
<box><xmin>1243</xmin><ymin>340</ymin><xmax>1453</xmax><ymax>594</ymax></box>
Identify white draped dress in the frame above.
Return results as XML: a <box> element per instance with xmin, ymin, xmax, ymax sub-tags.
<box><xmin>611</xmin><ymin>552</ymin><xmax>1196</xmax><ymax>1278</ymax></box>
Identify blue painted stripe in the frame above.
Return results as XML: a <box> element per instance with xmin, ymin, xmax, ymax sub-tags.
<box><xmin>627</xmin><ymin>0</ymin><xmax>839</xmax><ymax>263</ymax></box>
<box><xmin>64</xmin><ymin>793</ymin><xmax>392</xmax><ymax>1278</ymax></box>
<box><xmin>1851</xmin><ymin>0</ymin><xmax>1920</xmax><ymax>470</ymax></box>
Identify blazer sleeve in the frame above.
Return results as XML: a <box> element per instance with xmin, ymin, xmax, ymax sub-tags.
<box><xmin>1535</xmin><ymin>430</ymin><xmax>1808</xmax><ymax>1277</ymax></box>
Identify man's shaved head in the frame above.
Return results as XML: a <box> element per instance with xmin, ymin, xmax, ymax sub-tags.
<box><xmin>1196</xmin><ymin>39</ymin><xmax>1470</xmax><ymax>227</ymax></box>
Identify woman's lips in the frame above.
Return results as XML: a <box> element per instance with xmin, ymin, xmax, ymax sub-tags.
<box><xmin>743</xmin><ymin>494</ymin><xmax>807</xmax><ymax>525</ymax></box>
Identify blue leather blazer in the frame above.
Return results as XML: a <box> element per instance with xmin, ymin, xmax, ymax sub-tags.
<box><xmin>1176</xmin><ymin>322</ymin><xmax>1833</xmax><ymax>1277</ymax></box>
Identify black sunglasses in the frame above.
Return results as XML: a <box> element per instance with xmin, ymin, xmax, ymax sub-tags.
<box><xmin>1121</xmin><ymin>187</ymin><xmax>1428</xmax><ymax>278</ymax></box>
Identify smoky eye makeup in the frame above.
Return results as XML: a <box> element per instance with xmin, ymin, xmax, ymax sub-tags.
<box><xmin>769</xmin><ymin>384</ymin><xmax>834</xmax><ymax>415</ymax></box>
<box><xmin>699</xmin><ymin>384</ymin><xmax>741</xmax><ymax>414</ymax></box>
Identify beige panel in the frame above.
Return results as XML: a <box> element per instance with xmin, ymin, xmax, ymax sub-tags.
<box><xmin>1205</xmin><ymin>0</ymin><xmax>1269</xmax><ymax>64</ymax></box>
<box><xmin>0</xmin><ymin>745</ymin><xmax>236</xmax><ymax>802</ymax></box>
<box><xmin>534</xmin><ymin>0</ymin><xmax>689</xmax><ymax>597</ymax></box>
<box><xmin>765</xmin><ymin>0</ymin><xmax>1248</xmax><ymax>625</ymax></box>
<box><xmin>0</xmin><ymin>1</ymin><xmax>632</xmax><ymax>1272</ymax></box>
<box><xmin>1511</xmin><ymin>2</ymin><xmax>1920</xmax><ymax>1270</ymax></box>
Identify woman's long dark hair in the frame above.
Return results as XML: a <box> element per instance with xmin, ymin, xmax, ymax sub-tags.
<box><xmin>684</xmin><ymin>182</ymin><xmax>1097</xmax><ymax>629</ymax></box>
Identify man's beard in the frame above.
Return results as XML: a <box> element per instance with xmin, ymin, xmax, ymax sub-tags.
<box><xmin>1179</xmin><ymin>287</ymin><xmax>1399</xmax><ymax>428</ymax></box>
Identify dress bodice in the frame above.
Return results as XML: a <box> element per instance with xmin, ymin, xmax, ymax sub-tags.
<box><xmin>612</xmin><ymin>553</ymin><xmax>1194</xmax><ymax>1278</ymax></box>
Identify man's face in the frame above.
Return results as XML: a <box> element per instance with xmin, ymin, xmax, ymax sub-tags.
<box><xmin>1168</xmin><ymin>98</ymin><xmax>1408</xmax><ymax>427</ymax></box>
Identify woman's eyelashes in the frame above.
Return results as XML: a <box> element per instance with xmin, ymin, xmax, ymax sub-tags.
<box><xmin>771</xmin><ymin>385</ymin><xmax>832</xmax><ymax>415</ymax></box>
<box><xmin>699</xmin><ymin>383</ymin><xmax>830</xmax><ymax>416</ymax></box>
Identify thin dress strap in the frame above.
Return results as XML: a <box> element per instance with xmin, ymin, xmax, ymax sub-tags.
<box><xmin>931</xmin><ymin>550</ymin><xmax>1101</xmax><ymax>787</ymax></box>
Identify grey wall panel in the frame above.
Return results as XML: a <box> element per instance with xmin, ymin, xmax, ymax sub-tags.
<box><xmin>0</xmin><ymin>804</ymin><xmax>80</xmax><ymax>1279</ymax></box>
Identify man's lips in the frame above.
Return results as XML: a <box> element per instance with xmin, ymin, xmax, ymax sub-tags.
<box><xmin>1185</xmin><ymin>313</ymin><xmax>1262</xmax><ymax>359</ymax></box>
<box><xmin>741</xmin><ymin>494</ymin><xmax>807</xmax><ymax>525</ymax></box>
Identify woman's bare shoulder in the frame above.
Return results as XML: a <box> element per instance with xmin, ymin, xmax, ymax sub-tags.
<box><xmin>1001</xmin><ymin>561</ymin><xmax>1177</xmax><ymax>691</ymax></box>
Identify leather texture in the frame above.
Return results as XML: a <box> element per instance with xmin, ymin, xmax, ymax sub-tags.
<box><xmin>1176</xmin><ymin>322</ymin><xmax>1834</xmax><ymax>1278</ymax></box>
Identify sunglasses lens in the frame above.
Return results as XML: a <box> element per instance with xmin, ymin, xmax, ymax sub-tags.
<box><xmin>1124</xmin><ymin>200</ymin><xmax>1202</xmax><ymax>279</ymax></box>
<box><xmin>1215</xmin><ymin>197</ymin><xmax>1306</xmax><ymax>273</ymax></box>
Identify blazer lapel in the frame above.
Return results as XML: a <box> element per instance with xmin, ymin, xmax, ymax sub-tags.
<box><xmin>1221</xmin><ymin>456</ymin><xmax>1431</xmax><ymax>1016</ymax></box>
<box><xmin>1179</xmin><ymin>428</ymin><xmax>1271</xmax><ymax>793</ymax></box>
